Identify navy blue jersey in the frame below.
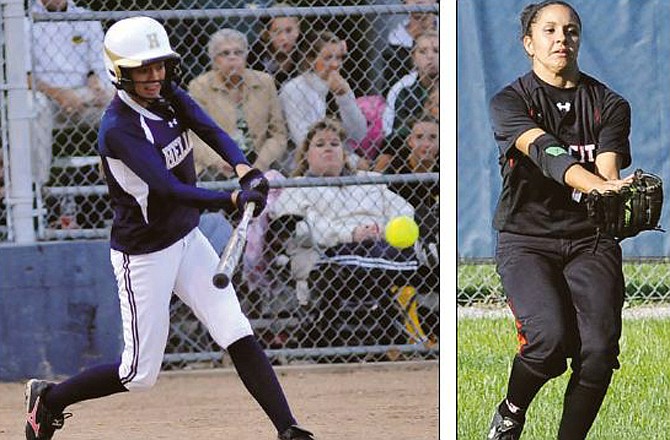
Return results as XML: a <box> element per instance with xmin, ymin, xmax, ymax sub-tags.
<box><xmin>98</xmin><ymin>87</ymin><xmax>249</xmax><ymax>254</ymax></box>
<box><xmin>489</xmin><ymin>71</ymin><xmax>631</xmax><ymax>237</ymax></box>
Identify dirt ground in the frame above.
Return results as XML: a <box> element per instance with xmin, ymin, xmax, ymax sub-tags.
<box><xmin>0</xmin><ymin>361</ymin><xmax>438</xmax><ymax>440</ymax></box>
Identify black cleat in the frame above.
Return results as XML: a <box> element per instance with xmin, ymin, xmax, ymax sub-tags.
<box><xmin>487</xmin><ymin>408</ymin><xmax>524</xmax><ymax>440</ymax></box>
<box><xmin>278</xmin><ymin>424</ymin><xmax>316</xmax><ymax>440</ymax></box>
<box><xmin>25</xmin><ymin>379</ymin><xmax>71</xmax><ymax>440</ymax></box>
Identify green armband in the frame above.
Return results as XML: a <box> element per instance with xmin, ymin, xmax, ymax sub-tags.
<box><xmin>527</xmin><ymin>134</ymin><xmax>579</xmax><ymax>184</ymax></box>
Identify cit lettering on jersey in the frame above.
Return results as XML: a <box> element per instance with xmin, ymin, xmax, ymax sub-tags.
<box><xmin>569</xmin><ymin>144</ymin><xmax>596</xmax><ymax>163</ymax></box>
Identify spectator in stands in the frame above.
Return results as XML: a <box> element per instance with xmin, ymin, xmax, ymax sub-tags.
<box><xmin>16</xmin><ymin>13</ymin><xmax>54</xmax><ymax>190</ymax></box>
<box><xmin>31</xmin><ymin>0</ymin><xmax>113</xmax><ymax>130</ymax></box>
<box><xmin>272</xmin><ymin>118</ymin><xmax>414</xmax><ymax>248</ymax></box>
<box><xmin>376</xmin><ymin>30</ymin><xmax>438</xmax><ymax>173</ymax></box>
<box><xmin>31</xmin><ymin>0</ymin><xmax>113</xmax><ymax>230</ymax></box>
<box><xmin>189</xmin><ymin>28</ymin><xmax>288</xmax><ymax>180</ymax></box>
<box><xmin>387</xmin><ymin>115</ymin><xmax>439</xmax><ymax>242</ymax></box>
<box><xmin>381</xmin><ymin>0</ymin><xmax>437</xmax><ymax>94</ymax></box>
<box><xmin>424</xmin><ymin>84</ymin><xmax>439</xmax><ymax>121</ymax></box>
<box><xmin>388</xmin><ymin>115</ymin><xmax>439</xmax><ymax>175</ymax></box>
<box><xmin>268</xmin><ymin>119</ymin><xmax>423</xmax><ymax>344</ymax></box>
<box><xmin>387</xmin><ymin>115</ymin><xmax>439</xmax><ymax>341</ymax></box>
<box><xmin>279</xmin><ymin>31</ymin><xmax>368</xmax><ymax>173</ymax></box>
<box><xmin>248</xmin><ymin>3</ymin><xmax>302</xmax><ymax>89</ymax></box>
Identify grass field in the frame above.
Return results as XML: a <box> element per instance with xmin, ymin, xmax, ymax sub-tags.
<box><xmin>457</xmin><ymin>317</ymin><xmax>670</xmax><ymax>439</ymax></box>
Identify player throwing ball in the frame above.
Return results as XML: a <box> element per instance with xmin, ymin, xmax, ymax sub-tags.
<box><xmin>24</xmin><ymin>16</ymin><xmax>315</xmax><ymax>440</ymax></box>
<box><xmin>487</xmin><ymin>2</ymin><xmax>634</xmax><ymax>439</ymax></box>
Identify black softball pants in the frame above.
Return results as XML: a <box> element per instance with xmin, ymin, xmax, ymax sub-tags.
<box><xmin>495</xmin><ymin>231</ymin><xmax>625</xmax><ymax>389</ymax></box>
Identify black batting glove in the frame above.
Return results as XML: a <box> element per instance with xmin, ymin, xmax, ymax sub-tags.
<box><xmin>235</xmin><ymin>189</ymin><xmax>266</xmax><ymax>217</ymax></box>
<box><xmin>239</xmin><ymin>168</ymin><xmax>269</xmax><ymax>196</ymax></box>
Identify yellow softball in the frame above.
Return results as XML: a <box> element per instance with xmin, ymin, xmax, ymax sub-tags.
<box><xmin>385</xmin><ymin>216</ymin><xmax>419</xmax><ymax>249</ymax></box>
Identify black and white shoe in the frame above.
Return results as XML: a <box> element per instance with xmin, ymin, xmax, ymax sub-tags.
<box><xmin>278</xmin><ymin>424</ymin><xmax>316</xmax><ymax>440</ymax></box>
<box><xmin>487</xmin><ymin>408</ymin><xmax>524</xmax><ymax>440</ymax></box>
<box><xmin>25</xmin><ymin>379</ymin><xmax>71</xmax><ymax>440</ymax></box>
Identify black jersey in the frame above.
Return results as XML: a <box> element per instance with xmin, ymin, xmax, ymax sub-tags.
<box><xmin>489</xmin><ymin>71</ymin><xmax>631</xmax><ymax>237</ymax></box>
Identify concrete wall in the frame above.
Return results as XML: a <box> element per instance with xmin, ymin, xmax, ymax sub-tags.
<box><xmin>0</xmin><ymin>241</ymin><xmax>122</xmax><ymax>381</ymax></box>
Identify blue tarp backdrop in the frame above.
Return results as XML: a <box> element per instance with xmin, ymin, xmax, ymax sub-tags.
<box><xmin>457</xmin><ymin>0</ymin><xmax>670</xmax><ymax>257</ymax></box>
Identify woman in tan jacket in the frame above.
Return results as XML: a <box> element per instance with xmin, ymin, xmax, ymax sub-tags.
<box><xmin>189</xmin><ymin>28</ymin><xmax>288</xmax><ymax>180</ymax></box>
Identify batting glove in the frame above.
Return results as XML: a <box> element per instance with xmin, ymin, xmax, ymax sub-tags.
<box><xmin>235</xmin><ymin>189</ymin><xmax>266</xmax><ymax>217</ymax></box>
<box><xmin>239</xmin><ymin>168</ymin><xmax>269</xmax><ymax>196</ymax></box>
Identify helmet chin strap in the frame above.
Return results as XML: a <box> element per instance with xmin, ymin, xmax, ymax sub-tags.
<box><xmin>116</xmin><ymin>78</ymin><xmax>176</xmax><ymax>120</ymax></box>
<box><xmin>115</xmin><ymin>60</ymin><xmax>181</xmax><ymax>120</ymax></box>
<box><xmin>117</xmin><ymin>61</ymin><xmax>179</xmax><ymax>104</ymax></box>
<box><xmin>118</xmin><ymin>78</ymin><xmax>174</xmax><ymax>105</ymax></box>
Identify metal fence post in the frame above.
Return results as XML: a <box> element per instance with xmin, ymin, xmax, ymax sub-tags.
<box><xmin>3</xmin><ymin>0</ymin><xmax>35</xmax><ymax>243</ymax></box>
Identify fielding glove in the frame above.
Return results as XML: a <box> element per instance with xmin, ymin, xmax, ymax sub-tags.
<box><xmin>586</xmin><ymin>169</ymin><xmax>663</xmax><ymax>239</ymax></box>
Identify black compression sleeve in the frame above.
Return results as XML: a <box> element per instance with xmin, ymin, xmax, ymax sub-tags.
<box><xmin>527</xmin><ymin>133</ymin><xmax>579</xmax><ymax>184</ymax></box>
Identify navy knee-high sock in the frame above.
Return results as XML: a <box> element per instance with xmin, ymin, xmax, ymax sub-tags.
<box><xmin>227</xmin><ymin>335</ymin><xmax>296</xmax><ymax>433</ymax></box>
<box><xmin>44</xmin><ymin>362</ymin><xmax>127</xmax><ymax>414</ymax></box>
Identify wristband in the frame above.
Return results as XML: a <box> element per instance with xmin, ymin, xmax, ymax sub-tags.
<box><xmin>527</xmin><ymin>133</ymin><xmax>578</xmax><ymax>184</ymax></box>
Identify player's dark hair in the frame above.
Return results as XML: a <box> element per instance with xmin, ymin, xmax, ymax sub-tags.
<box><xmin>520</xmin><ymin>1</ymin><xmax>581</xmax><ymax>40</ymax></box>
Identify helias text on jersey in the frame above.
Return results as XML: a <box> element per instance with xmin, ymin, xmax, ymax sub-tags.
<box><xmin>162</xmin><ymin>133</ymin><xmax>192</xmax><ymax>169</ymax></box>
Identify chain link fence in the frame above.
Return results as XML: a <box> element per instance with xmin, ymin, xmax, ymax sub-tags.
<box><xmin>22</xmin><ymin>1</ymin><xmax>439</xmax><ymax>239</ymax></box>
<box><xmin>168</xmin><ymin>174</ymin><xmax>439</xmax><ymax>368</ymax></box>
<box><xmin>0</xmin><ymin>13</ymin><xmax>8</xmax><ymax>241</ymax></box>
<box><xmin>0</xmin><ymin>1</ymin><xmax>439</xmax><ymax>366</ymax></box>
<box><xmin>458</xmin><ymin>258</ymin><xmax>670</xmax><ymax>307</ymax></box>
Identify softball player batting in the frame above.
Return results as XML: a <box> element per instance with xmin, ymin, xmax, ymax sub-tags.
<box><xmin>24</xmin><ymin>16</ymin><xmax>315</xmax><ymax>440</ymax></box>
<box><xmin>487</xmin><ymin>2</ymin><xmax>633</xmax><ymax>439</ymax></box>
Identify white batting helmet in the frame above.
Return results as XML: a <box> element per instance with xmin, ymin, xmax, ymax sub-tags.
<box><xmin>103</xmin><ymin>16</ymin><xmax>180</xmax><ymax>92</ymax></box>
